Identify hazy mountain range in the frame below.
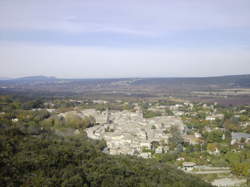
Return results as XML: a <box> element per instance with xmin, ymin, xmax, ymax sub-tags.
<box><xmin>1</xmin><ymin>74</ymin><xmax>250</xmax><ymax>87</ymax></box>
<box><xmin>0</xmin><ymin>74</ymin><xmax>250</xmax><ymax>103</ymax></box>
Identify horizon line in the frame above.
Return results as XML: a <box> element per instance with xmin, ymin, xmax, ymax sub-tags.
<box><xmin>4</xmin><ymin>73</ymin><xmax>250</xmax><ymax>80</ymax></box>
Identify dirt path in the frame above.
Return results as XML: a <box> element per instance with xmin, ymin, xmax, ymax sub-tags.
<box><xmin>191</xmin><ymin>170</ymin><xmax>231</xmax><ymax>174</ymax></box>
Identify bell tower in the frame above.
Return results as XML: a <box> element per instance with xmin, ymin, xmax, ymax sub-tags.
<box><xmin>106</xmin><ymin>107</ymin><xmax>110</xmax><ymax>124</ymax></box>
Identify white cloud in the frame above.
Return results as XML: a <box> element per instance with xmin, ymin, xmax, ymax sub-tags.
<box><xmin>0</xmin><ymin>42</ymin><xmax>249</xmax><ymax>78</ymax></box>
<box><xmin>0</xmin><ymin>0</ymin><xmax>250</xmax><ymax>35</ymax></box>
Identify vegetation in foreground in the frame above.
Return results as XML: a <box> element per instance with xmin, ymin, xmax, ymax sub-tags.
<box><xmin>2</xmin><ymin>94</ymin><xmax>250</xmax><ymax>186</ymax></box>
<box><xmin>0</xmin><ymin>124</ymin><xmax>211</xmax><ymax>187</ymax></box>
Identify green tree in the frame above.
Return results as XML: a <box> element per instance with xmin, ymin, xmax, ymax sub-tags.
<box><xmin>168</xmin><ymin>126</ymin><xmax>183</xmax><ymax>151</ymax></box>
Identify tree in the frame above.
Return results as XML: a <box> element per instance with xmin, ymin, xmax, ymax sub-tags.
<box><xmin>168</xmin><ymin>126</ymin><xmax>183</xmax><ymax>151</ymax></box>
<box><xmin>223</xmin><ymin>120</ymin><xmax>240</xmax><ymax>132</ymax></box>
<box><xmin>151</xmin><ymin>141</ymin><xmax>160</xmax><ymax>150</ymax></box>
<box><xmin>205</xmin><ymin>130</ymin><xmax>224</xmax><ymax>143</ymax></box>
<box><xmin>207</xmin><ymin>143</ymin><xmax>218</xmax><ymax>152</ymax></box>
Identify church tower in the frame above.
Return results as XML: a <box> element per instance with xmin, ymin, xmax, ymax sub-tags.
<box><xmin>106</xmin><ymin>107</ymin><xmax>110</xmax><ymax>124</ymax></box>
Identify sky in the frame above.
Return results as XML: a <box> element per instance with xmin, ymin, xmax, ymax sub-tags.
<box><xmin>0</xmin><ymin>0</ymin><xmax>250</xmax><ymax>78</ymax></box>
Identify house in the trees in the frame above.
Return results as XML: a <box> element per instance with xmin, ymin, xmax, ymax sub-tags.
<box><xmin>182</xmin><ymin>162</ymin><xmax>196</xmax><ymax>171</ymax></box>
<box><xmin>231</xmin><ymin>132</ymin><xmax>250</xmax><ymax>145</ymax></box>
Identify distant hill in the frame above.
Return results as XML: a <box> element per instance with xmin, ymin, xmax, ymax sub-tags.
<box><xmin>0</xmin><ymin>77</ymin><xmax>12</xmax><ymax>81</ymax></box>
<box><xmin>12</xmin><ymin>75</ymin><xmax>57</xmax><ymax>82</ymax></box>
<box><xmin>0</xmin><ymin>74</ymin><xmax>250</xmax><ymax>100</ymax></box>
<box><xmin>14</xmin><ymin>75</ymin><xmax>57</xmax><ymax>81</ymax></box>
<box><xmin>131</xmin><ymin>74</ymin><xmax>250</xmax><ymax>88</ymax></box>
<box><xmin>1</xmin><ymin>74</ymin><xmax>250</xmax><ymax>87</ymax></box>
<box><xmin>0</xmin><ymin>76</ymin><xmax>57</xmax><ymax>85</ymax></box>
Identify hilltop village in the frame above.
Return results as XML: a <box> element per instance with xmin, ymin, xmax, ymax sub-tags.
<box><xmin>85</xmin><ymin>109</ymin><xmax>185</xmax><ymax>158</ymax></box>
<box><xmin>31</xmin><ymin>98</ymin><xmax>249</xmax><ymax>166</ymax></box>
<box><xmin>1</xmin><ymin>96</ymin><xmax>250</xmax><ymax>185</ymax></box>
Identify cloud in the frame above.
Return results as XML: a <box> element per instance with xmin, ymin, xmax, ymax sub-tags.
<box><xmin>1</xmin><ymin>0</ymin><xmax>250</xmax><ymax>36</ymax></box>
<box><xmin>0</xmin><ymin>41</ymin><xmax>249</xmax><ymax>78</ymax></box>
<box><xmin>0</xmin><ymin>1</ymin><xmax>250</xmax><ymax>78</ymax></box>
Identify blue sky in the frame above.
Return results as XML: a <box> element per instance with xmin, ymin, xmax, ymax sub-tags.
<box><xmin>0</xmin><ymin>0</ymin><xmax>250</xmax><ymax>78</ymax></box>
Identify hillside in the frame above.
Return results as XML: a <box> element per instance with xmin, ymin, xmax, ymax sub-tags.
<box><xmin>0</xmin><ymin>76</ymin><xmax>57</xmax><ymax>84</ymax></box>
<box><xmin>0</xmin><ymin>124</ymin><xmax>212</xmax><ymax>187</ymax></box>
<box><xmin>1</xmin><ymin>74</ymin><xmax>249</xmax><ymax>90</ymax></box>
<box><xmin>132</xmin><ymin>74</ymin><xmax>250</xmax><ymax>88</ymax></box>
<box><xmin>0</xmin><ymin>75</ymin><xmax>250</xmax><ymax>105</ymax></box>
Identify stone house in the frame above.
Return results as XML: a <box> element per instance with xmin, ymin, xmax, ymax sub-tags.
<box><xmin>183</xmin><ymin>162</ymin><xmax>196</xmax><ymax>171</ymax></box>
<box><xmin>231</xmin><ymin>132</ymin><xmax>250</xmax><ymax>145</ymax></box>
